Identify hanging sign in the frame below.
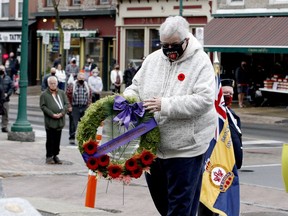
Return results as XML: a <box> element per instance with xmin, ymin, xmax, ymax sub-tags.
<box><xmin>42</xmin><ymin>33</ymin><xmax>50</xmax><ymax>45</ymax></box>
<box><xmin>64</xmin><ymin>32</ymin><xmax>71</xmax><ymax>49</ymax></box>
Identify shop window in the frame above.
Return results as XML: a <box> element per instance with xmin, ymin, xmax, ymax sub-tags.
<box><xmin>149</xmin><ymin>29</ymin><xmax>161</xmax><ymax>54</ymax></box>
<box><xmin>126</xmin><ymin>29</ymin><xmax>144</xmax><ymax>69</ymax></box>
<box><xmin>46</xmin><ymin>0</ymin><xmax>53</xmax><ymax>7</ymax></box>
<box><xmin>227</xmin><ymin>0</ymin><xmax>244</xmax><ymax>5</ymax></box>
<box><xmin>73</xmin><ymin>0</ymin><xmax>81</xmax><ymax>5</ymax></box>
<box><xmin>85</xmin><ymin>38</ymin><xmax>101</xmax><ymax>66</ymax></box>
<box><xmin>16</xmin><ymin>0</ymin><xmax>23</xmax><ymax>19</ymax></box>
<box><xmin>0</xmin><ymin>0</ymin><xmax>9</xmax><ymax>18</ymax></box>
<box><xmin>269</xmin><ymin>0</ymin><xmax>288</xmax><ymax>4</ymax></box>
<box><xmin>100</xmin><ymin>0</ymin><xmax>109</xmax><ymax>4</ymax></box>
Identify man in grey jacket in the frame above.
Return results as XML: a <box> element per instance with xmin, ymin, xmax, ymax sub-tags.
<box><xmin>124</xmin><ymin>16</ymin><xmax>217</xmax><ymax>216</ymax></box>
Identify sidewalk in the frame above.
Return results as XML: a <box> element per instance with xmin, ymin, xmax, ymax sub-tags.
<box><xmin>1</xmin><ymin>85</ymin><xmax>288</xmax><ymax>215</ymax></box>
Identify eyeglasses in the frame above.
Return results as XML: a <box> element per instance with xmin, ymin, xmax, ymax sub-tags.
<box><xmin>160</xmin><ymin>38</ymin><xmax>186</xmax><ymax>49</ymax></box>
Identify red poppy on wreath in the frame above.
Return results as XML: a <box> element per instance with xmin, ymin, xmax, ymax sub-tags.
<box><xmin>108</xmin><ymin>164</ymin><xmax>123</xmax><ymax>178</ymax></box>
<box><xmin>140</xmin><ymin>150</ymin><xmax>155</xmax><ymax>166</ymax></box>
<box><xmin>131</xmin><ymin>166</ymin><xmax>143</xmax><ymax>179</ymax></box>
<box><xmin>178</xmin><ymin>73</ymin><xmax>185</xmax><ymax>81</ymax></box>
<box><xmin>83</xmin><ymin>139</ymin><xmax>98</xmax><ymax>155</ymax></box>
<box><xmin>87</xmin><ymin>157</ymin><xmax>98</xmax><ymax>170</ymax></box>
<box><xmin>98</xmin><ymin>155</ymin><xmax>110</xmax><ymax>167</ymax></box>
<box><xmin>125</xmin><ymin>157</ymin><xmax>138</xmax><ymax>171</ymax></box>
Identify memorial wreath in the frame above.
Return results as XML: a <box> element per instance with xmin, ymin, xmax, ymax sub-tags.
<box><xmin>77</xmin><ymin>95</ymin><xmax>160</xmax><ymax>184</ymax></box>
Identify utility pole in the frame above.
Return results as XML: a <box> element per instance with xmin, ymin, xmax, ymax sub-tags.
<box><xmin>9</xmin><ymin>0</ymin><xmax>35</xmax><ymax>142</ymax></box>
<box><xmin>179</xmin><ymin>0</ymin><xmax>183</xmax><ymax>16</ymax></box>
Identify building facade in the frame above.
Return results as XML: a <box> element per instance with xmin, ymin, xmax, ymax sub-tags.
<box><xmin>116</xmin><ymin>0</ymin><xmax>213</xmax><ymax>70</ymax></box>
<box><xmin>34</xmin><ymin>0</ymin><xmax>116</xmax><ymax>89</ymax></box>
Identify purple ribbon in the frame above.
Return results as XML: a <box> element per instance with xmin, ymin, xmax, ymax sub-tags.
<box><xmin>113</xmin><ymin>95</ymin><xmax>145</xmax><ymax>129</ymax></box>
<box><xmin>82</xmin><ymin>118</ymin><xmax>157</xmax><ymax>160</ymax></box>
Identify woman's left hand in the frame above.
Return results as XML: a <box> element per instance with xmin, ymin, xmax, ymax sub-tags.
<box><xmin>143</xmin><ymin>97</ymin><xmax>161</xmax><ymax>113</ymax></box>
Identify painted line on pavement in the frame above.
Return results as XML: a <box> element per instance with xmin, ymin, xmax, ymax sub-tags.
<box><xmin>243</xmin><ymin>140</ymin><xmax>284</xmax><ymax>145</ymax></box>
<box><xmin>241</xmin><ymin>163</ymin><xmax>281</xmax><ymax>168</ymax></box>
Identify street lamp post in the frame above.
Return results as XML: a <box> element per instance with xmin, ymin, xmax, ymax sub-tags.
<box><xmin>8</xmin><ymin>0</ymin><xmax>35</xmax><ymax>142</ymax></box>
<box><xmin>179</xmin><ymin>0</ymin><xmax>183</xmax><ymax>16</ymax></box>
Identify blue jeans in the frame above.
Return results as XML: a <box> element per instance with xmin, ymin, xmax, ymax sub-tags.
<box><xmin>145</xmin><ymin>154</ymin><xmax>205</xmax><ymax>216</ymax></box>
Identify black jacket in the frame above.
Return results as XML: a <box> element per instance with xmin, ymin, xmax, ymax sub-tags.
<box><xmin>0</xmin><ymin>74</ymin><xmax>14</xmax><ymax>102</ymax></box>
<box><xmin>227</xmin><ymin>108</ymin><xmax>243</xmax><ymax>169</ymax></box>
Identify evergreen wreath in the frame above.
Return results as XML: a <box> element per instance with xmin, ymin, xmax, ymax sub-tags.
<box><xmin>77</xmin><ymin>95</ymin><xmax>160</xmax><ymax>184</ymax></box>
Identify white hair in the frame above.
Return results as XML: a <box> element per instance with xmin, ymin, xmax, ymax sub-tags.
<box><xmin>159</xmin><ymin>16</ymin><xmax>190</xmax><ymax>41</ymax></box>
<box><xmin>48</xmin><ymin>76</ymin><xmax>58</xmax><ymax>84</ymax></box>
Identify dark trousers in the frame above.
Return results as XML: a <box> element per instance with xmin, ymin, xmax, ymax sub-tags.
<box><xmin>145</xmin><ymin>154</ymin><xmax>205</xmax><ymax>216</ymax></box>
<box><xmin>198</xmin><ymin>202</ymin><xmax>219</xmax><ymax>216</ymax></box>
<box><xmin>45</xmin><ymin>128</ymin><xmax>62</xmax><ymax>158</ymax></box>
<box><xmin>92</xmin><ymin>93</ymin><xmax>100</xmax><ymax>103</ymax></box>
<box><xmin>68</xmin><ymin>112</ymin><xmax>75</xmax><ymax>140</ymax></box>
<box><xmin>72</xmin><ymin>105</ymin><xmax>87</xmax><ymax>130</ymax></box>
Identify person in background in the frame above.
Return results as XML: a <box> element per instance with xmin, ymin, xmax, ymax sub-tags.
<box><xmin>65</xmin><ymin>58</ymin><xmax>79</xmax><ymax>81</ymax></box>
<box><xmin>123</xmin><ymin>16</ymin><xmax>216</xmax><ymax>216</ymax></box>
<box><xmin>0</xmin><ymin>65</ymin><xmax>14</xmax><ymax>133</ymax></box>
<box><xmin>135</xmin><ymin>56</ymin><xmax>146</xmax><ymax>73</ymax></box>
<box><xmin>53</xmin><ymin>53</ymin><xmax>62</xmax><ymax>68</ymax></box>
<box><xmin>88</xmin><ymin>67</ymin><xmax>103</xmax><ymax>103</ymax></box>
<box><xmin>5</xmin><ymin>52</ymin><xmax>19</xmax><ymax>78</ymax></box>
<box><xmin>41</xmin><ymin>67</ymin><xmax>57</xmax><ymax>91</ymax></box>
<box><xmin>66</xmin><ymin>73</ymin><xmax>92</xmax><ymax>144</ymax></box>
<box><xmin>235</xmin><ymin>61</ymin><xmax>250</xmax><ymax>108</ymax></box>
<box><xmin>83</xmin><ymin>57</ymin><xmax>97</xmax><ymax>81</ymax></box>
<box><xmin>110</xmin><ymin>64</ymin><xmax>123</xmax><ymax>93</ymax></box>
<box><xmin>0</xmin><ymin>84</ymin><xmax>4</xmax><ymax>116</ymax></box>
<box><xmin>123</xmin><ymin>62</ymin><xmax>136</xmax><ymax>88</ymax></box>
<box><xmin>40</xmin><ymin>76</ymin><xmax>68</xmax><ymax>164</ymax></box>
<box><xmin>55</xmin><ymin>64</ymin><xmax>66</xmax><ymax>91</ymax></box>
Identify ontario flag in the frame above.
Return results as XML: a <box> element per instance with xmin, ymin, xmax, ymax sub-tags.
<box><xmin>200</xmin><ymin>64</ymin><xmax>240</xmax><ymax>216</ymax></box>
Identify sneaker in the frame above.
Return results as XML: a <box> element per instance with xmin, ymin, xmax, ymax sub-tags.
<box><xmin>1</xmin><ymin>128</ymin><xmax>8</xmax><ymax>133</ymax></box>
<box><xmin>46</xmin><ymin>157</ymin><xmax>55</xmax><ymax>164</ymax></box>
<box><xmin>53</xmin><ymin>156</ymin><xmax>63</xmax><ymax>164</ymax></box>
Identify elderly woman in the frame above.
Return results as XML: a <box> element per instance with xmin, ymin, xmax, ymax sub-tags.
<box><xmin>88</xmin><ymin>67</ymin><xmax>103</xmax><ymax>103</ymax></box>
<box><xmin>123</xmin><ymin>16</ymin><xmax>217</xmax><ymax>216</ymax></box>
<box><xmin>40</xmin><ymin>76</ymin><xmax>68</xmax><ymax>164</ymax></box>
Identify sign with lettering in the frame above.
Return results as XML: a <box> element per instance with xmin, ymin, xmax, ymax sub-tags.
<box><xmin>0</xmin><ymin>32</ymin><xmax>21</xmax><ymax>42</ymax></box>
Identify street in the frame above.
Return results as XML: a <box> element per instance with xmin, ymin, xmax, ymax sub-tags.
<box><xmin>8</xmin><ymin>104</ymin><xmax>288</xmax><ymax>190</ymax></box>
<box><xmin>2</xmin><ymin>101</ymin><xmax>288</xmax><ymax>215</ymax></box>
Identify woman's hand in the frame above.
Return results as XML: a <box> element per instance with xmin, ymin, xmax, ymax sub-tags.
<box><xmin>143</xmin><ymin>97</ymin><xmax>161</xmax><ymax>113</ymax></box>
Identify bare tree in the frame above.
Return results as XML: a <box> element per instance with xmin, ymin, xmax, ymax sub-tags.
<box><xmin>52</xmin><ymin>0</ymin><xmax>64</xmax><ymax>67</ymax></box>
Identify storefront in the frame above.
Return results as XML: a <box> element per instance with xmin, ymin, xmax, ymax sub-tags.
<box><xmin>116</xmin><ymin>0</ymin><xmax>213</xmax><ymax>70</ymax></box>
<box><xmin>0</xmin><ymin>20</ymin><xmax>37</xmax><ymax>85</ymax></box>
<box><xmin>204</xmin><ymin>16</ymin><xmax>288</xmax><ymax>81</ymax></box>
<box><xmin>34</xmin><ymin>13</ymin><xmax>116</xmax><ymax>89</ymax></box>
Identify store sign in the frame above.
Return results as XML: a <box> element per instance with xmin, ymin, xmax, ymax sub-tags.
<box><xmin>0</xmin><ymin>32</ymin><xmax>21</xmax><ymax>42</ymax></box>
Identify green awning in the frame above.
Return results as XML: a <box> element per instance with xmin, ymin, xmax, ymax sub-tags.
<box><xmin>204</xmin><ymin>17</ymin><xmax>288</xmax><ymax>54</ymax></box>
<box><xmin>37</xmin><ymin>30</ymin><xmax>98</xmax><ymax>38</ymax></box>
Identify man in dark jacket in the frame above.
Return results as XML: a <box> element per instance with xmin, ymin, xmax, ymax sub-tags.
<box><xmin>5</xmin><ymin>52</ymin><xmax>19</xmax><ymax>78</ymax></box>
<box><xmin>123</xmin><ymin>62</ymin><xmax>136</xmax><ymax>88</ymax></box>
<box><xmin>0</xmin><ymin>65</ymin><xmax>14</xmax><ymax>132</ymax></box>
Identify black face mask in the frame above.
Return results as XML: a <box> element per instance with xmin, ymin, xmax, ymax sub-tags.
<box><xmin>162</xmin><ymin>39</ymin><xmax>188</xmax><ymax>61</ymax></box>
<box><xmin>78</xmin><ymin>80</ymin><xmax>84</xmax><ymax>85</ymax></box>
<box><xmin>0</xmin><ymin>70</ymin><xmax>4</xmax><ymax>75</ymax></box>
<box><xmin>51</xmin><ymin>73</ymin><xmax>56</xmax><ymax>76</ymax></box>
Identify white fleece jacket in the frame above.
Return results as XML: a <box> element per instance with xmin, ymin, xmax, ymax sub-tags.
<box><xmin>123</xmin><ymin>33</ymin><xmax>217</xmax><ymax>159</ymax></box>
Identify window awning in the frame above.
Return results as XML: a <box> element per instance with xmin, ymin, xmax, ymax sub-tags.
<box><xmin>204</xmin><ymin>17</ymin><xmax>288</xmax><ymax>54</ymax></box>
<box><xmin>37</xmin><ymin>30</ymin><xmax>98</xmax><ymax>38</ymax></box>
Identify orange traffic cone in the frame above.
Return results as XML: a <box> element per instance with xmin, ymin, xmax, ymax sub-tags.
<box><xmin>85</xmin><ymin>122</ymin><xmax>104</xmax><ymax>208</ymax></box>
<box><xmin>85</xmin><ymin>170</ymin><xmax>97</xmax><ymax>208</ymax></box>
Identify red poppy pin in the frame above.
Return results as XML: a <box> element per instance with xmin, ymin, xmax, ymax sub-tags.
<box><xmin>178</xmin><ymin>73</ymin><xmax>185</xmax><ymax>81</ymax></box>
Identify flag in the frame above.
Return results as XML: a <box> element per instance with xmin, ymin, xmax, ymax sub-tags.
<box><xmin>200</xmin><ymin>57</ymin><xmax>240</xmax><ymax>216</ymax></box>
